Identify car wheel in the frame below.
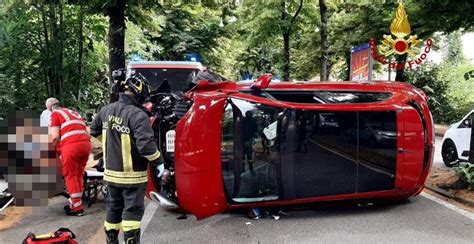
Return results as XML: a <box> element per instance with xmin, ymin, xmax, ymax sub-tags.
<box><xmin>442</xmin><ymin>140</ymin><xmax>458</xmax><ymax>167</ymax></box>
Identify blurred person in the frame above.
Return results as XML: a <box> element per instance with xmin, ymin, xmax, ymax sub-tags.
<box><xmin>90</xmin><ymin>74</ymin><xmax>164</xmax><ymax>244</ymax></box>
<box><xmin>49</xmin><ymin>102</ymin><xmax>90</xmax><ymax>216</ymax></box>
<box><xmin>40</xmin><ymin>97</ymin><xmax>59</xmax><ymax>127</ymax></box>
<box><xmin>0</xmin><ymin>111</ymin><xmax>61</xmax><ymax>207</ymax></box>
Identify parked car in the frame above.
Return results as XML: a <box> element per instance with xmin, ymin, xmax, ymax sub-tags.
<box><xmin>441</xmin><ymin>110</ymin><xmax>473</xmax><ymax>167</ymax></box>
<box><xmin>145</xmin><ymin>75</ymin><xmax>434</xmax><ymax>219</ymax></box>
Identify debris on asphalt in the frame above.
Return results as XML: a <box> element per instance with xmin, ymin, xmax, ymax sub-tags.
<box><xmin>245</xmin><ymin>222</ymin><xmax>252</xmax><ymax>225</ymax></box>
<box><xmin>177</xmin><ymin>213</ymin><xmax>187</xmax><ymax>220</ymax></box>
<box><xmin>247</xmin><ymin>208</ymin><xmax>262</xmax><ymax>220</ymax></box>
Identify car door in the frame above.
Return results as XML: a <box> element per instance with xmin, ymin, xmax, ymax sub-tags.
<box><xmin>457</xmin><ymin>112</ymin><xmax>473</xmax><ymax>160</ymax></box>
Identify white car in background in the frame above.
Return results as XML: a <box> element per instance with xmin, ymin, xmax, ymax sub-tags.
<box><xmin>441</xmin><ymin>110</ymin><xmax>473</xmax><ymax>167</ymax></box>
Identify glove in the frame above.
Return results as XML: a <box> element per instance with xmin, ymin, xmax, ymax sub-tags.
<box><xmin>156</xmin><ymin>164</ymin><xmax>164</xmax><ymax>178</ymax></box>
<box><xmin>150</xmin><ymin>155</ymin><xmax>164</xmax><ymax>178</ymax></box>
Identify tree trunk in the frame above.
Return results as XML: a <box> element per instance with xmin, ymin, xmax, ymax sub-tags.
<box><xmin>283</xmin><ymin>32</ymin><xmax>290</xmax><ymax>81</ymax></box>
<box><xmin>58</xmin><ymin>0</ymin><xmax>64</xmax><ymax>99</ymax></box>
<box><xmin>280</xmin><ymin>0</ymin><xmax>289</xmax><ymax>81</ymax></box>
<box><xmin>39</xmin><ymin>4</ymin><xmax>53</xmax><ymax>96</ymax></box>
<box><xmin>77</xmin><ymin>2</ymin><xmax>84</xmax><ymax>100</ymax></box>
<box><xmin>395</xmin><ymin>53</ymin><xmax>407</xmax><ymax>82</ymax></box>
<box><xmin>319</xmin><ymin>0</ymin><xmax>329</xmax><ymax>81</ymax></box>
<box><xmin>108</xmin><ymin>0</ymin><xmax>127</xmax><ymax>103</ymax></box>
<box><xmin>49</xmin><ymin>0</ymin><xmax>59</xmax><ymax>97</ymax></box>
<box><xmin>280</xmin><ymin>0</ymin><xmax>303</xmax><ymax>81</ymax></box>
<box><xmin>344</xmin><ymin>49</ymin><xmax>351</xmax><ymax>81</ymax></box>
<box><xmin>469</xmin><ymin>114</ymin><xmax>474</xmax><ymax>163</ymax></box>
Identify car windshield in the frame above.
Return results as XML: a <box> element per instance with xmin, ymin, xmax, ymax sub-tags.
<box><xmin>130</xmin><ymin>68</ymin><xmax>199</xmax><ymax>92</ymax></box>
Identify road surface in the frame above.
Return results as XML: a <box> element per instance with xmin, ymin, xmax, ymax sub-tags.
<box><xmin>140</xmin><ymin>194</ymin><xmax>473</xmax><ymax>243</ymax></box>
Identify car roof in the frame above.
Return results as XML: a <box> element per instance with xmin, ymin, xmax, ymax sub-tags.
<box><xmin>128</xmin><ymin>61</ymin><xmax>204</xmax><ymax>70</ymax></box>
<box><xmin>189</xmin><ymin>80</ymin><xmax>429</xmax><ymax>106</ymax></box>
<box><xmin>235</xmin><ymin>80</ymin><xmax>418</xmax><ymax>92</ymax></box>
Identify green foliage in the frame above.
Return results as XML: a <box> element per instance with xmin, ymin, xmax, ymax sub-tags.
<box><xmin>0</xmin><ymin>0</ymin><xmax>473</xmax><ymax>121</ymax></box>
<box><xmin>150</xmin><ymin>3</ymin><xmax>225</xmax><ymax>62</ymax></box>
<box><xmin>445</xmin><ymin>31</ymin><xmax>465</xmax><ymax>66</ymax></box>
<box><xmin>453</xmin><ymin>162</ymin><xmax>474</xmax><ymax>191</ymax></box>
<box><xmin>0</xmin><ymin>1</ymin><xmax>109</xmax><ymax>119</ymax></box>
<box><xmin>406</xmin><ymin>59</ymin><xmax>474</xmax><ymax>124</ymax></box>
<box><xmin>406</xmin><ymin>63</ymin><xmax>453</xmax><ymax>124</ymax></box>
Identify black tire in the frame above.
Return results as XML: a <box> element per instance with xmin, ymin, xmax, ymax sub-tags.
<box><xmin>442</xmin><ymin>140</ymin><xmax>458</xmax><ymax>167</ymax></box>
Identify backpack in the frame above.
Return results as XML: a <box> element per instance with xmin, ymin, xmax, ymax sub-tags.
<box><xmin>22</xmin><ymin>228</ymin><xmax>77</xmax><ymax>244</ymax></box>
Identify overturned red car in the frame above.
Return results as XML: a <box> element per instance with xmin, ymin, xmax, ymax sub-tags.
<box><xmin>145</xmin><ymin>75</ymin><xmax>434</xmax><ymax>219</ymax></box>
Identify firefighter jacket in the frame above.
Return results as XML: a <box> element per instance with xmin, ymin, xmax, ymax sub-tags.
<box><xmin>90</xmin><ymin>93</ymin><xmax>161</xmax><ymax>187</ymax></box>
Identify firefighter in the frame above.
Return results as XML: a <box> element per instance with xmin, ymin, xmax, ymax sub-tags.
<box><xmin>49</xmin><ymin>101</ymin><xmax>91</xmax><ymax>216</ymax></box>
<box><xmin>90</xmin><ymin>74</ymin><xmax>163</xmax><ymax>244</ymax></box>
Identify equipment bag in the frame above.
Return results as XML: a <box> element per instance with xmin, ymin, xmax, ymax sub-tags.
<box><xmin>22</xmin><ymin>228</ymin><xmax>77</xmax><ymax>244</ymax></box>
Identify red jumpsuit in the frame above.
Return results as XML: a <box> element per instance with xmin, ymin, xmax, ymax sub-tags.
<box><xmin>50</xmin><ymin>108</ymin><xmax>91</xmax><ymax>212</ymax></box>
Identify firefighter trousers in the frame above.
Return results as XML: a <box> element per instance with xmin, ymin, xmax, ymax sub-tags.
<box><xmin>104</xmin><ymin>184</ymin><xmax>146</xmax><ymax>232</ymax></box>
<box><xmin>61</xmin><ymin>141</ymin><xmax>90</xmax><ymax>211</ymax></box>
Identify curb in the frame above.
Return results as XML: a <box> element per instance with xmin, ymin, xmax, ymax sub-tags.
<box><xmin>425</xmin><ymin>185</ymin><xmax>474</xmax><ymax>208</ymax></box>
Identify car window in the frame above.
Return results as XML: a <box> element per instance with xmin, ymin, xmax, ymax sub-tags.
<box><xmin>221</xmin><ymin>98</ymin><xmax>398</xmax><ymax>203</ymax></box>
<box><xmin>255</xmin><ymin>91</ymin><xmax>392</xmax><ymax>104</ymax></box>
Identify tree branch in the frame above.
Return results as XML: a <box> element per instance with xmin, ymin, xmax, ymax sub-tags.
<box><xmin>287</xmin><ymin>0</ymin><xmax>304</xmax><ymax>34</ymax></box>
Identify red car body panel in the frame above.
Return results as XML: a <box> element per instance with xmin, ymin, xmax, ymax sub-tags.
<box><xmin>174</xmin><ymin>92</ymin><xmax>230</xmax><ymax>218</ymax></box>
<box><xmin>148</xmin><ymin>80</ymin><xmax>433</xmax><ymax>219</ymax></box>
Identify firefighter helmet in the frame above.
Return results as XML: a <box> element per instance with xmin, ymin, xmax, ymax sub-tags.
<box><xmin>123</xmin><ymin>74</ymin><xmax>151</xmax><ymax>103</ymax></box>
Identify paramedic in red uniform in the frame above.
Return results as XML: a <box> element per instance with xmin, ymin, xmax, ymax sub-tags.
<box><xmin>49</xmin><ymin>101</ymin><xmax>91</xmax><ymax>216</ymax></box>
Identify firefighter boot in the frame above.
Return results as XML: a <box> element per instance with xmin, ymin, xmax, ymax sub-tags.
<box><xmin>124</xmin><ymin>229</ymin><xmax>141</xmax><ymax>244</ymax></box>
<box><xmin>105</xmin><ymin>229</ymin><xmax>119</xmax><ymax>244</ymax></box>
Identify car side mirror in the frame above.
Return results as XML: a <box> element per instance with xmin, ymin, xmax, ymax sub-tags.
<box><xmin>463</xmin><ymin>118</ymin><xmax>472</xmax><ymax>128</ymax></box>
<box><xmin>251</xmin><ymin>74</ymin><xmax>272</xmax><ymax>90</ymax></box>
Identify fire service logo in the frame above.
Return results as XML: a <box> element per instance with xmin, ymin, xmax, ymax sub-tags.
<box><xmin>369</xmin><ymin>0</ymin><xmax>433</xmax><ymax>70</ymax></box>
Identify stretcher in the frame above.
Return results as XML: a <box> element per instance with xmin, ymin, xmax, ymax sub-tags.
<box><xmin>83</xmin><ymin>169</ymin><xmax>107</xmax><ymax>207</ymax></box>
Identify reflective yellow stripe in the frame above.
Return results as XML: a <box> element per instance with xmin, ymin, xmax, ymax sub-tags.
<box><xmin>104</xmin><ymin>169</ymin><xmax>148</xmax><ymax>184</ymax></box>
<box><xmin>122</xmin><ymin>220</ymin><xmax>141</xmax><ymax>232</ymax></box>
<box><xmin>121</xmin><ymin>134</ymin><xmax>133</xmax><ymax>173</ymax></box>
<box><xmin>102</xmin><ymin>129</ymin><xmax>107</xmax><ymax>167</ymax></box>
<box><xmin>144</xmin><ymin>150</ymin><xmax>161</xmax><ymax>161</ymax></box>
<box><xmin>104</xmin><ymin>175</ymin><xmax>148</xmax><ymax>184</ymax></box>
<box><xmin>104</xmin><ymin>169</ymin><xmax>147</xmax><ymax>178</ymax></box>
<box><xmin>104</xmin><ymin>221</ymin><xmax>121</xmax><ymax>231</ymax></box>
<box><xmin>35</xmin><ymin>234</ymin><xmax>54</xmax><ymax>239</ymax></box>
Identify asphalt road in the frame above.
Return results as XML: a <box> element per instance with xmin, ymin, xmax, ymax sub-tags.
<box><xmin>141</xmin><ymin>194</ymin><xmax>473</xmax><ymax>243</ymax></box>
<box><xmin>139</xmin><ymin>137</ymin><xmax>473</xmax><ymax>243</ymax></box>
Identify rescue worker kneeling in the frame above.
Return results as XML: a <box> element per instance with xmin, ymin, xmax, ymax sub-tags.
<box><xmin>90</xmin><ymin>74</ymin><xmax>163</xmax><ymax>244</ymax></box>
